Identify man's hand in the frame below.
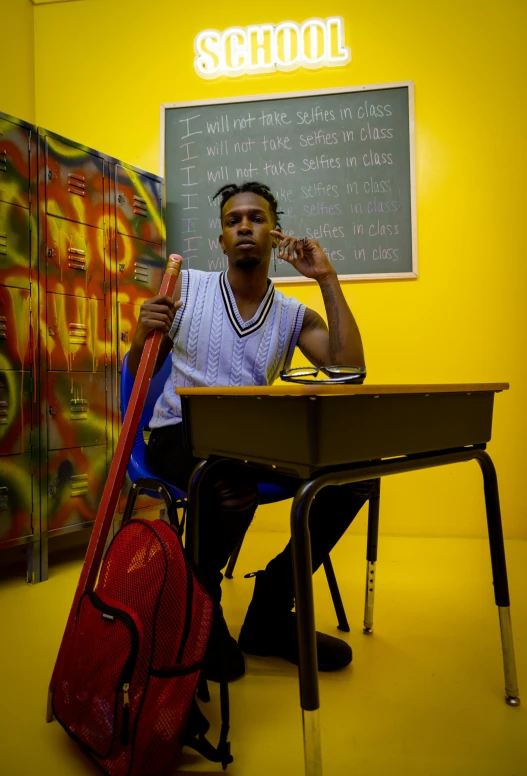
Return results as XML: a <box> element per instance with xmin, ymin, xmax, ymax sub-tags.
<box><xmin>270</xmin><ymin>229</ymin><xmax>336</xmax><ymax>282</ymax></box>
<box><xmin>133</xmin><ymin>295</ymin><xmax>181</xmax><ymax>345</ymax></box>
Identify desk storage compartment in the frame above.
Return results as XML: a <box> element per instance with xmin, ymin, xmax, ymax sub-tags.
<box><xmin>181</xmin><ymin>392</ymin><xmax>496</xmax><ymax>477</ymax></box>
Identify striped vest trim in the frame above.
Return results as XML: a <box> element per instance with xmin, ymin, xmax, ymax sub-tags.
<box><xmin>219</xmin><ymin>271</ymin><xmax>275</xmax><ymax>338</ymax></box>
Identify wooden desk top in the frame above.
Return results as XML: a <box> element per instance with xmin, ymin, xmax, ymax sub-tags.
<box><xmin>177</xmin><ymin>383</ymin><xmax>509</xmax><ymax>398</ymax></box>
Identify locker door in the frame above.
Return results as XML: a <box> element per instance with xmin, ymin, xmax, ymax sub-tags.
<box><xmin>47</xmin><ymin>445</ymin><xmax>107</xmax><ymax>531</ymax></box>
<box><xmin>0</xmin><ymin>201</ymin><xmax>31</xmax><ymax>289</ymax></box>
<box><xmin>47</xmin><ymin>293</ymin><xmax>106</xmax><ymax>372</ymax></box>
<box><xmin>0</xmin><ymin>117</ymin><xmax>30</xmax><ymax>208</ymax></box>
<box><xmin>47</xmin><ymin>372</ymin><xmax>106</xmax><ymax>450</ymax></box>
<box><xmin>116</xmin><ymin>233</ymin><xmax>164</xmax><ymax>300</ymax></box>
<box><xmin>0</xmin><ymin>453</ymin><xmax>32</xmax><ymax>542</ymax></box>
<box><xmin>116</xmin><ymin>165</ymin><xmax>163</xmax><ymax>244</ymax></box>
<box><xmin>46</xmin><ymin>137</ymin><xmax>104</xmax><ymax>228</ymax></box>
<box><xmin>117</xmin><ymin>301</ymin><xmax>141</xmax><ymax>371</ymax></box>
<box><xmin>46</xmin><ymin>216</ymin><xmax>105</xmax><ymax>299</ymax></box>
<box><xmin>0</xmin><ymin>371</ymin><xmax>32</xmax><ymax>456</ymax></box>
<box><xmin>0</xmin><ymin>286</ymin><xmax>31</xmax><ymax>369</ymax></box>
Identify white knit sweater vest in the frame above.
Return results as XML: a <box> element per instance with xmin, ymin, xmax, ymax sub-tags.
<box><xmin>149</xmin><ymin>269</ymin><xmax>306</xmax><ymax>428</ymax></box>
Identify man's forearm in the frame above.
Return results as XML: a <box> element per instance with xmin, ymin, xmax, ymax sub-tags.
<box><xmin>127</xmin><ymin>329</ymin><xmax>172</xmax><ymax>379</ymax></box>
<box><xmin>318</xmin><ymin>271</ymin><xmax>365</xmax><ymax>367</ymax></box>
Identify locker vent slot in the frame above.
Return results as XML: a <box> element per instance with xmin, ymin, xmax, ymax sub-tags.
<box><xmin>68</xmin><ymin>247</ymin><xmax>87</xmax><ymax>271</ymax></box>
<box><xmin>69</xmin><ymin>323</ymin><xmax>88</xmax><ymax>346</ymax></box>
<box><xmin>0</xmin><ymin>316</ymin><xmax>6</xmax><ymax>339</ymax></box>
<box><xmin>0</xmin><ymin>399</ymin><xmax>8</xmax><ymax>424</ymax></box>
<box><xmin>70</xmin><ymin>397</ymin><xmax>88</xmax><ymax>420</ymax></box>
<box><xmin>0</xmin><ymin>486</ymin><xmax>8</xmax><ymax>511</ymax></box>
<box><xmin>68</xmin><ymin>172</ymin><xmax>86</xmax><ymax>198</ymax></box>
<box><xmin>133</xmin><ymin>262</ymin><xmax>149</xmax><ymax>284</ymax></box>
<box><xmin>70</xmin><ymin>473</ymin><xmax>88</xmax><ymax>497</ymax></box>
<box><xmin>133</xmin><ymin>195</ymin><xmax>148</xmax><ymax>218</ymax></box>
<box><xmin>0</xmin><ymin>231</ymin><xmax>6</xmax><ymax>255</ymax></box>
<box><xmin>0</xmin><ymin>150</ymin><xmax>7</xmax><ymax>173</ymax></box>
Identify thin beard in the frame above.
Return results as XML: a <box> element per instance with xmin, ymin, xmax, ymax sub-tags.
<box><xmin>234</xmin><ymin>257</ymin><xmax>260</xmax><ymax>268</ymax></box>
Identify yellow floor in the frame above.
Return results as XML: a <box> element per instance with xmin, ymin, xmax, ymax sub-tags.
<box><xmin>0</xmin><ymin>532</ymin><xmax>526</xmax><ymax>776</ymax></box>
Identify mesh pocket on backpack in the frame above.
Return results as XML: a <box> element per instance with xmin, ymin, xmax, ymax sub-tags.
<box><xmin>52</xmin><ymin>592</ymin><xmax>140</xmax><ymax>760</ymax></box>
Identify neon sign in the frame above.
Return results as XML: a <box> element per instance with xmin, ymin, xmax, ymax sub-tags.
<box><xmin>194</xmin><ymin>17</ymin><xmax>351</xmax><ymax>79</ymax></box>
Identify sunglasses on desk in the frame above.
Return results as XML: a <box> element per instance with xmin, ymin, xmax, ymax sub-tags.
<box><xmin>280</xmin><ymin>366</ymin><xmax>366</xmax><ymax>385</ymax></box>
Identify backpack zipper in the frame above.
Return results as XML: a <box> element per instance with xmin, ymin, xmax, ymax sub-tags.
<box><xmin>89</xmin><ymin>592</ymin><xmax>139</xmax><ymax>746</ymax></box>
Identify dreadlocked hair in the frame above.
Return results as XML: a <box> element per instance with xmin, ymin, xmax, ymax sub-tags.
<box><xmin>212</xmin><ymin>181</ymin><xmax>282</xmax><ymax>229</ymax></box>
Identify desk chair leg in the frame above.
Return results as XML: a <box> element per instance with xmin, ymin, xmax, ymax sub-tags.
<box><xmin>225</xmin><ymin>537</ymin><xmax>244</xmax><ymax>579</ymax></box>
<box><xmin>322</xmin><ymin>556</ymin><xmax>350</xmax><ymax>632</ymax></box>
<box><xmin>291</xmin><ymin>481</ymin><xmax>323</xmax><ymax>776</ymax></box>
<box><xmin>474</xmin><ymin>451</ymin><xmax>520</xmax><ymax>707</ymax></box>
<box><xmin>363</xmin><ymin>479</ymin><xmax>381</xmax><ymax>635</ymax></box>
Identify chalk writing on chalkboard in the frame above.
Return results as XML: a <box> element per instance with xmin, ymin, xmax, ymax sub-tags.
<box><xmin>162</xmin><ymin>83</ymin><xmax>417</xmax><ymax>281</ymax></box>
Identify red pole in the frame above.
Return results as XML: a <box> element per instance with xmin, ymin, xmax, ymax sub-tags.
<box><xmin>47</xmin><ymin>255</ymin><xmax>182</xmax><ymax>721</ymax></box>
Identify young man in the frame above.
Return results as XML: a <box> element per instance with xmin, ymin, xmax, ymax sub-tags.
<box><xmin>128</xmin><ymin>181</ymin><xmax>373</xmax><ymax>681</ymax></box>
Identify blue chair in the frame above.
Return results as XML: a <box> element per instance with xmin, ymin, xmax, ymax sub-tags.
<box><xmin>120</xmin><ymin>352</ymin><xmax>187</xmax><ymax>527</ymax></box>
<box><xmin>120</xmin><ymin>352</ymin><xmax>351</xmax><ymax>632</ymax></box>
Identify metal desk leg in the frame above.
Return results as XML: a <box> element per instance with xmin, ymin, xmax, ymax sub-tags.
<box><xmin>291</xmin><ymin>481</ymin><xmax>323</xmax><ymax>776</ymax></box>
<box><xmin>475</xmin><ymin>451</ymin><xmax>520</xmax><ymax>707</ymax></box>
<box><xmin>363</xmin><ymin>479</ymin><xmax>381</xmax><ymax>634</ymax></box>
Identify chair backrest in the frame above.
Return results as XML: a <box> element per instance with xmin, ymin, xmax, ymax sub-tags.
<box><xmin>120</xmin><ymin>351</ymin><xmax>172</xmax><ymax>428</ymax></box>
<box><xmin>120</xmin><ymin>350</ymin><xmax>174</xmax><ymax>486</ymax></box>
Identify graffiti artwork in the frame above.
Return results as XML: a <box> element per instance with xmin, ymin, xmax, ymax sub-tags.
<box><xmin>0</xmin><ymin>111</ymin><xmax>166</xmax><ymax>580</ymax></box>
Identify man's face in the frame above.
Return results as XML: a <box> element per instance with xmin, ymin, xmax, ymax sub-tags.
<box><xmin>219</xmin><ymin>192</ymin><xmax>276</xmax><ymax>269</ymax></box>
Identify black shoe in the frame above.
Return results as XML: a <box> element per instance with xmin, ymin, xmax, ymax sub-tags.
<box><xmin>203</xmin><ymin>607</ymin><xmax>245</xmax><ymax>683</ymax></box>
<box><xmin>238</xmin><ymin>571</ymin><xmax>352</xmax><ymax>672</ymax></box>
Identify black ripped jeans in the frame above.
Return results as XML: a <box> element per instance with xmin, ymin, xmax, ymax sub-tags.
<box><xmin>146</xmin><ymin>423</ymin><xmax>375</xmax><ymax>606</ymax></box>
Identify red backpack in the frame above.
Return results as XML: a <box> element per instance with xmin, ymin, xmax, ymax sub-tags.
<box><xmin>52</xmin><ymin>518</ymin><xmax>232</xmax><ymax>775</ymax></box>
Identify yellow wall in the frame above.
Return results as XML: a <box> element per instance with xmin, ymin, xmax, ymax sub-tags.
<box><xmin>32</xmin><ymin>0</ymin><xmax>527</xmax><ymax>538</ymax></box>
<box><xmin>1</xmin><ymin>0</ymin><xmax>35</xmax><ymax>123</ymax></box>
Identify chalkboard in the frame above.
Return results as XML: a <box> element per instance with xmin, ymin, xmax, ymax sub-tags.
<box><xmin>161</xmin><ymin>83</ymin><xmax>416</xmax><ymax>282</ymax></box>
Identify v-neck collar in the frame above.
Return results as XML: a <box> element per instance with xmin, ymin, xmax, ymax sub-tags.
<box><xmin>220</xmin><ymin>271</ymin><xmax>275</xmax><ymax>338</ymax></box>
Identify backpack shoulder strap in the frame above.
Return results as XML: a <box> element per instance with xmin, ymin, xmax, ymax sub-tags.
<box><xmin>183</xmin><ymin>698</ymin><xmax>232</xmax><ymax>770</ymax></box>
<box><xmin>183</xmin><ymin>610</ymin><xmax>232</xmax><ymax>770</ymax></box>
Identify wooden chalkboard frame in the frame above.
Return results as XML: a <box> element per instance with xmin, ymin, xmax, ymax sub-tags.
<box><xmin>161</xmin><ymin>82</ymin><xmax>417</xmax><ymax>283</ymax></box>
